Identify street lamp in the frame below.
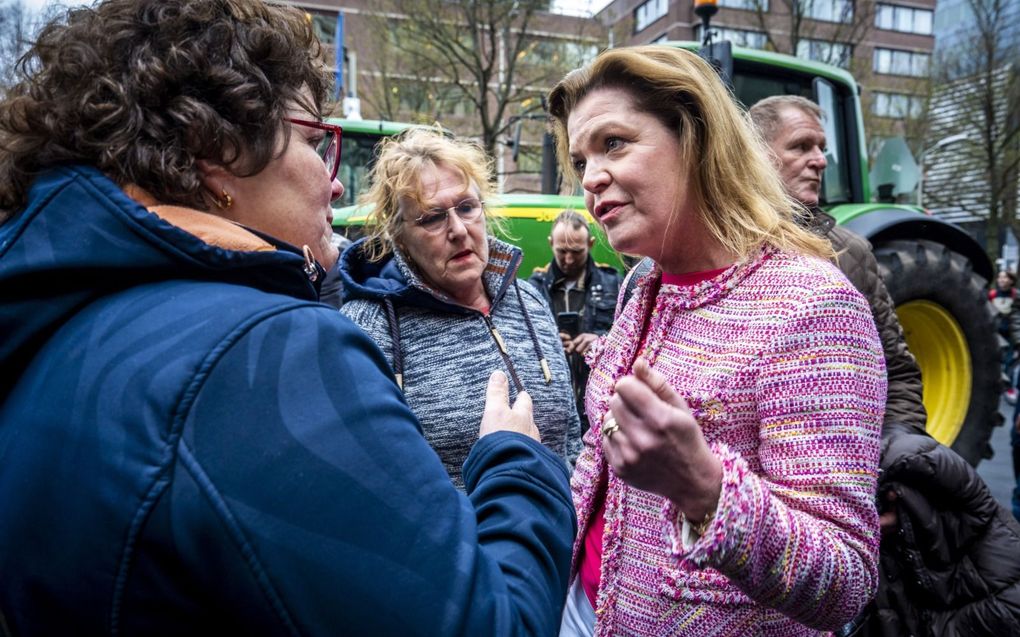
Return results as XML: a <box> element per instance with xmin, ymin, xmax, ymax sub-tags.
<box><xmin>918</xmin><ymin>132</ymin><xmax>971</xmax><ymax>207</ymax></box>
<box><xmin>695</xmin><ymin>0</ymin><xmax>719</xmax><ymax>46</ymax></box>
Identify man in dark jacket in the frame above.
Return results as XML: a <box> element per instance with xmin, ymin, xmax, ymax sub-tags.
<box><xmin>529</xmin><ymin>210</ymin><xmax>621</xmax><ymax>433</ymax></box>
<box><xmin>752</xmin><ymin>95</ymin><xmax>1020</xmax><ymax>637</ymax></box>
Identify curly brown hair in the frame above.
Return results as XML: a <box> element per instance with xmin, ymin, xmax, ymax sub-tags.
<box><xmin>0</xmin><ymin>0</ymin><xmax>330</xmax><ymax>221</ymax></box>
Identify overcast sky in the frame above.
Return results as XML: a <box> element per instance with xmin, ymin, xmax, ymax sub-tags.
<box><xmin>23</xmin><ymin>0</ymin><xmax>88</xmax><ymax>10</ymax></box>
<box><xmin>20</xmin><ymin>0</ymin><xmax>88</xmax><ymax>14</ymax></box>
<box><xmin>23</xmin><ymin>0</ymin><xmax>612</xmax><ymax>17</ymax></box>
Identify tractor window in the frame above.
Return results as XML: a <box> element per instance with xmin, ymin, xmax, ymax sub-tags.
<box><xmin>813</xmin><ymin>77</ymin><xmax>851</xmax><ymax>204</ymax></box>
<box><xmin>733</xmin><ymin>72</ymin><xmax>812</xmax><ymax>109</ymax></box>
<box><xmin>731</xmin><ymin>63</ymin><xmax>856</xmax><ymax>205</ymax></box>
<box><xmin>335</xmin><ymin>132</ymin><xmax>385</xmax><ymax>208</ymax></box>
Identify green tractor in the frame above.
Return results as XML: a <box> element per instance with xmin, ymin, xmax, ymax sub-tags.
<box><xmin>331</xmin><ymin>43</ymin><xmax>1000</xmax><ymax>466</ymax></box>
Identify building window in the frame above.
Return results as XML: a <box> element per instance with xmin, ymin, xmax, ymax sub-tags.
<box><xmin>873</xmin><ymin>47</ymin><xmax>930</xmax><ymax>76</ymax></box>
<box><xmin>872</xmin><ymin>91</ymin><xmax>925</xmax><ymax>118</ymax></box>
<box><xmin>796</xmin><ymin>39</ymin><xmax>852</xmax><ymax>68</ymax></box>
<box><xmin>719</xmin><ymin>0</ymin><xmax>769</xmax><ymax>10</ymax></box>
<box><xmin>803</xmin><ymin>0</ymin><xmax>854</xmax><ymax>22</ymax></box>
<box><xmin>522</xmin><ymin>39</ymin><xmax>599</xmax><ymax>68</ymax></box>
<box><xmin>308</xmin><ymin>12</ymin><xmax>337</xmax><ymax>45</ymax></box>
<box><xmin>634</xmin><ymin>0</ymin><xmax>668</xmax><ymax>32</ymax></box>
<box><xmin>876</xmin><ymin>4</ymin><xmax>933</xmax><ymax>35</ymax></box>
<box><xmin>695</xmin><ymin>25</ymin><xmax>767</xmax><ymax>49</ymax></box>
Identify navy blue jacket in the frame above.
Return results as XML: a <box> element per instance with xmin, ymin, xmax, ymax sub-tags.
<box><xmin>0</xmin><ymin>166</ymin><xmax>575</xmax><ymax>636</ymax></box>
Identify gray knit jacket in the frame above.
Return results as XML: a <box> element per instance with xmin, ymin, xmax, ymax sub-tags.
<box><xmin>339</xmin><ymin>236</ymin><xmax>582</xmax><ymax>489</ymax></box>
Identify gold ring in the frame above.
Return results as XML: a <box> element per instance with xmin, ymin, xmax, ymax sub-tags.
<box><xmin>601</xmin><ymin>416</ymin><xmax>620</xmax><ymax>438</ymax></box>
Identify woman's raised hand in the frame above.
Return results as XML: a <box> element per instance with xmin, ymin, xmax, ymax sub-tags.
<box><xmin>603</xmin><ymin>358</ymin><xmax>722</xmax><ymax>522</ymax></box>
<box><xmin>479</xmin><ymin>371</ymin><xmax>541</xmax><ymax>442</ymax></box>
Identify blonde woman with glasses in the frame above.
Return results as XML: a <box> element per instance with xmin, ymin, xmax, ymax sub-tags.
<box><xmin>340</xmin><ymin>128</ymin><xmax>582</xmax><ymax>489</ymax></box>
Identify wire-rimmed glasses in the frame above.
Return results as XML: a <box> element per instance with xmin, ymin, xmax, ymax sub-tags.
<box><xmin>413</xmin><ymin>198</ymin><xmax>485</xmax><ymax>234</ymax></box>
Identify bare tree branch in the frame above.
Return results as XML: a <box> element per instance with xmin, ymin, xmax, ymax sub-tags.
<box><xmin>359</xmin><ymin>0</ymin><xmax>601</xmax><ymax>171</ymax></box>
<box><xmin>0</xmin><ymin>0</ymin><xmax>62</xmax><ymax>93</ymax></box>
<box><xmin>923</xmin><ymin>0</ymin><xmax>1020</xmax><ymax>260</ymax></box>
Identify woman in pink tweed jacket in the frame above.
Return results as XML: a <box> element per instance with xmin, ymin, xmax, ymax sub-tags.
<box><xmin>547</xmin><ymin>46</ymin><xmax>886</xmax><ymax>636</ymax></box>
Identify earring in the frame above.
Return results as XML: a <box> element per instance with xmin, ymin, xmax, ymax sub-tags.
<box><xmin>214</xmin><ymin>189</ymin><xmax>233</xmax><ymax>209</ymax></box>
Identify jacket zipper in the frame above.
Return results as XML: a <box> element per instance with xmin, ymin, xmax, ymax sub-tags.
<box><xmin>481</xmin><ymin>314</ymin><xmax>525</xmax><ymax>393</ymax></box>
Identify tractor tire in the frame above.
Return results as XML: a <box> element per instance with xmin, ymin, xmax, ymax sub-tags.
<box><xmin>874</xmin><ymin>239</ymin><xmax>1000</xmax><ymax>466</ymax></box>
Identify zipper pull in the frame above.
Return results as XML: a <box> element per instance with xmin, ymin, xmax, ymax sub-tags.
<box><xmin>481</xmin><ymin>313</ymin><xmax>508</xmax><ymax>352</ymax></box>
<box><xmin>481</xmin><ymin>313</ymin><xmax>524</xmax><ymax>393</ymax></box>
<box><xmin>302</xmin><ymin>245</ymin><xmax>319</xmax><ymax>282</ymax></box>
<box><xmin>490</xmin><ymin>324</ymin><xmax>508</xmax><ymax>354</ymax></box>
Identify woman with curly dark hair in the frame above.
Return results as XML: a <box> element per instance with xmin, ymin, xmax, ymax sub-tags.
<box><xmin>0</xmin><ymin>1</ymin><xmax>575</xmax><ymax>634</ymax></box>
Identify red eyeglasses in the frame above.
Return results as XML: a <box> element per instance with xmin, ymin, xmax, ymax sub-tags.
<box><xmin>286</xmin><ymin>118</ymin><xmax>343</xmax><ymax>182</ymax></box>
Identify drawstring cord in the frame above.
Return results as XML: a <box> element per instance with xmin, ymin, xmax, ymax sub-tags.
<box><xmin>382</xmin><ymin>298</ymin><xmax>404</xmax><ymax>390</ymax></box>
<box><xmin>513</xmin><ymin>280</ymin><xmax>552</xmax><ymax>384</ymax></box>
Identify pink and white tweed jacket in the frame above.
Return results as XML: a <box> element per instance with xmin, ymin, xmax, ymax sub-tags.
<box><xmin>574</xmin><ymin>246</ymin><xmax>886</xmax><ymax>637</ymax></box>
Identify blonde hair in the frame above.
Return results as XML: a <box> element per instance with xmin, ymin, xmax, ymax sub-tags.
<box><xmin>359</xmin><ymin>128</ymin><xmax>503</xmax><ymax>262</ymax></box>
<box><xmin>547</xmin><ymin>46</ymin><xmax>832</xmax><ymax>261</ymax></box>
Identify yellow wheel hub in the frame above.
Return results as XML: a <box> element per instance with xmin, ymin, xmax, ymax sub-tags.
<box><xmin>897</xmin><ymin>300</ymin><xmax>971</xmax><ymax>446</ymax></box>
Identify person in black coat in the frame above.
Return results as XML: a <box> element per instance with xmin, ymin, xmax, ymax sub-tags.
<box><xmin>873</xmin><ymin>422</ymin><xmax>1020</xmax><ymax>636</ymax></box>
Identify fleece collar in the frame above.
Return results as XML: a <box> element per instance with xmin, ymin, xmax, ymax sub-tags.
<box><xmin>122</xmin><ymin>184</ymin><xmax>275</xmax><ymax>254</ymax></box>
<box><xmin>339</xmin><ymin>235</ymin><xmax>523</xmax><ymax>315</ymax></box>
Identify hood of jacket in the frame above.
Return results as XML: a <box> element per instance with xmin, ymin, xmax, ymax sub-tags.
<box><xmin>0</xmin><ymin>165</ymin><xmax>321</xmax><ymax>397</ymax></box>
<box><xmin>338</xmin><ymin>235</ymin><xmax>523</xmax><ymax>314</ymax></box>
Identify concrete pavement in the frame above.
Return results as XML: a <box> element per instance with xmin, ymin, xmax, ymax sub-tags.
<box><xmin>976</xmin><ymin>395</ymin><xmax>1017</xmax><ymax>515</ymax></box>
